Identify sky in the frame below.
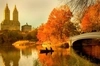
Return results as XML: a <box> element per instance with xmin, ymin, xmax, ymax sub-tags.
<box><xmin>0</xmin><ymin>0</ymin><xmax>59</xmax><ymax>28</ymax></box>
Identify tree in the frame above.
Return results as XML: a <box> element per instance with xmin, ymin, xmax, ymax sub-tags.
<box><xmin>37</xmin><ymin>24</ymin><xmax>49</xmax><ymax>44</ymax></box>
<box><xmin>37</xmin><ymin>5</ymin><xmax>73</xmax><ymax>44</ymax></box>
<box><xmin>22</xmin><ymin>28</ymin><xmax>38</xmax><ymax>41</ymax></box>
<box><xmin>81</xmin><ymin>2</ymin><xmax>100</xmax><ymax>32</ymax></box>
<box><xmin>0</xmin><ymin>31</ymin><xmax>23</xmax><ymax>44</ymax></box>
<box><xmin>59</xmin><ymin>0</ymin><xmax>96</xmax><ymax>22</ymax></box>
<box><xmin>63</xmin><ymin>21</ymin><xmax>79</xmax><ymax>36</ymax></box>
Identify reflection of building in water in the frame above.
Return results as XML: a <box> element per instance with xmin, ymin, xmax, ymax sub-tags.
<box><xmin>21</xmin><ymin>48</ymin><xmax>32</xmax><ymax>56</ymax></box>
<box><xmin>0</xmin><ymin>46</ymin><xmax>20</xmax><ymax>66</ymax></box>
<box><xmin>22</xmin><ymin>23</ymin><xmax>32</xmax><ymax>32</ymax></box>
<box><xmin>19</xmin><ymin>49</ymin><xmax>42</xmax><ymax>66</ymax></box>
<box><xmin>0</xmin><ymin>56</ymin><xmax>5</xmax><ymax>66</ymax></box>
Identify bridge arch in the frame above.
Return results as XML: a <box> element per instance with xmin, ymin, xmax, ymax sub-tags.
<box><xmin>69</xmin><ymin>32</ymin><xmax>100</xmax><ymax>46</ymax></box>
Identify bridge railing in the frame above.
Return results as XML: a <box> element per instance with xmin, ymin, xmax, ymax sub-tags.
<box><xmin>69</xmin><ymin>32</ymin><xmax>100</xmax><ymax>46</ymax></box>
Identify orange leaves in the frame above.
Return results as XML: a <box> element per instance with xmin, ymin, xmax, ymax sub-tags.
<box><xmin>81</xmin><ymin>15</ymin><xmax>92</xmax><ymax>31</ymax></box>
<box><xmin>81</xmin><ymin>2</ymin><xmax>100</xmax><ymax>32</ymax></box>
<box><xmin>37</xmin><ymin>5</ymin><xmax>72</xmax><ymax>44</ymax></box>
<box><xmin>48</xmin><ymin>6</ymin><xmax>72</xmax><ymax>24</ymax></box>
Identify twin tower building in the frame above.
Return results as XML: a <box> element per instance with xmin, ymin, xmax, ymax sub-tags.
<box><xmin>1</xmin><ymin>4</ymin><xmax>32</xmax><ymax>31</ymax></box>
<box><xmin>1</xmin><ymin>4</ymin><xmax>20</xmax><ymax>30</ymax></box>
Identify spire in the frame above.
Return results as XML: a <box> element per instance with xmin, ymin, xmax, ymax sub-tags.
<box><xmin>4</xmin><ymin>3</ymin><xmax>10</xmax><ymax>20</ymax></box>
<box><xmin>6</xmin><ymin>3</ymin><xmax>8</xmax><ymax>7</ymax></box>
<box><xmin>13</xmin><ymin>5</ymin><xmax>18</xmax><ymax>21</ymax></box>
<box><xmin>13</xmin><ymin>5</ymin><xmax>18</xmax><ymax>12</ymax></box>
<box><xmin>5</xmin><ymin>3</ymin><xmax>10</xmax><ymax>12</ymax></box>
<box><xmin>26</xmin><ymin>23</ymin><xmax>28</xmax><ymax>25</ymax></box>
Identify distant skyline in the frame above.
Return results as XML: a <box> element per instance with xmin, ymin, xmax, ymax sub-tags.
<box><xmin>0</xmin><ymin>0</ymin><xmax>59</xmax><ymax>28</ymax></box>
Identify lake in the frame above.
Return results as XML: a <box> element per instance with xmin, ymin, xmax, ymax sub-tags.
<box><xmin>0</xmin><ymin>39</ymin><xmax>100</xmax><ymax>66</ymax></box>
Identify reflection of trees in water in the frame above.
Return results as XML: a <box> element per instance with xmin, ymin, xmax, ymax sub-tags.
<box><xmin>0</xmin><ymin>45</ymin><xmax>20</xmax><ymax>66</ymax></box>
<box><xmin>51</xmin><ymin>49</ymin><xmax>68</xmax><ymax>66</ymax></box>
<box><xmin>52</xmin><ymin>50</ymin><xmax>77</xmax><ymax>66</ymax></box>
<box><xmin>38</xmin><ymin>45</ymin><xmax>99</xmax><ymax>66</ymax></box>
<box><xmin>71</xmin><ymin>48</ymin><xmax>96</xmax><ymax>66</ymax></box>
<box><xmin>39</xmin><ymin>47</ymin><xmax>78</xmax><ymax>66</ymax></box>
<box><xmin>33</xmin><ymin>59</ymin><xmax>42</xmax><ymax>66</ymax></box>
<box><xmin>39</xmin><ymin>54</ymin><xmax>53</xmax><ymax>66</ymax></box>
<box><xmin>82</xmin><ymin>39</ymin><xmax>100</xmax><ymax>62</ymax></box>
<box><xmin>19</xmin><ymin>47</ymin><xmax>42</xmax><ymax>66</ymax></box>
<box><xmin>73</xmin><ymin>39</ymin><xmax>100</xmax><ymax>64</ymax></box>
<box><xmin>0</xmin><ymin>45</ymin><xmax>42</xmax><ymax>66</ymax></box>
<box><xmin>22</xmin><ymin>48</ymin><xmax>32</xmax><ymax>57</ymax></box>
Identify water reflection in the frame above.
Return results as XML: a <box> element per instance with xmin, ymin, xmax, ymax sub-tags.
<box><xmin>0</xmin><ymin>46</ymin><xmax>20</xmax><ymax>66</ymax></box>
<box><xmin>19</xmin><ymin>48</ymin><xmax>42</xmax><ymax>66</ymax></box>
<box><xmin>73</xmin><ymin>39</ymin><xmax>100</xmax><ymax>64</ymax></box>
<box><xmin>0</xmin><ymin>41</ymin><xmax>100</xmax><ymax>66</ymax></box>
<box><xmin>39</xmin><ymin>47</ymin><xmax>70</xmax><ymax>66</ymax></box>
<box><xmin>0</xmin><ymin>45</ymin><xmax>42</xmax><ymax>66</ymax></box>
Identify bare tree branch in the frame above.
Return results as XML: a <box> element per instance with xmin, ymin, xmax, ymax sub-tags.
<box><xmin>58</xmin><ymin>0</ymin><xmax>97</xmax><ymax>23</ymax></box>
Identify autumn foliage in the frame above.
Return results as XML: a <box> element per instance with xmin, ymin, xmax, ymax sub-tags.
<box><xmin>81</xmin><ymin>2</ymin><xmax>100</xmax><ymax>32</ymax></box>
<box><xmin>37</xmin><ymin>5</ymin><xmax>73</xmax><ymax>44</ymax></box>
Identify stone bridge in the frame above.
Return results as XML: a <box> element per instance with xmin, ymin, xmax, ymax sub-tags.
<box><xmin>69</xmin><ymin>32</ymin><xmax>100</xmax><ymax>46</ymax></box>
